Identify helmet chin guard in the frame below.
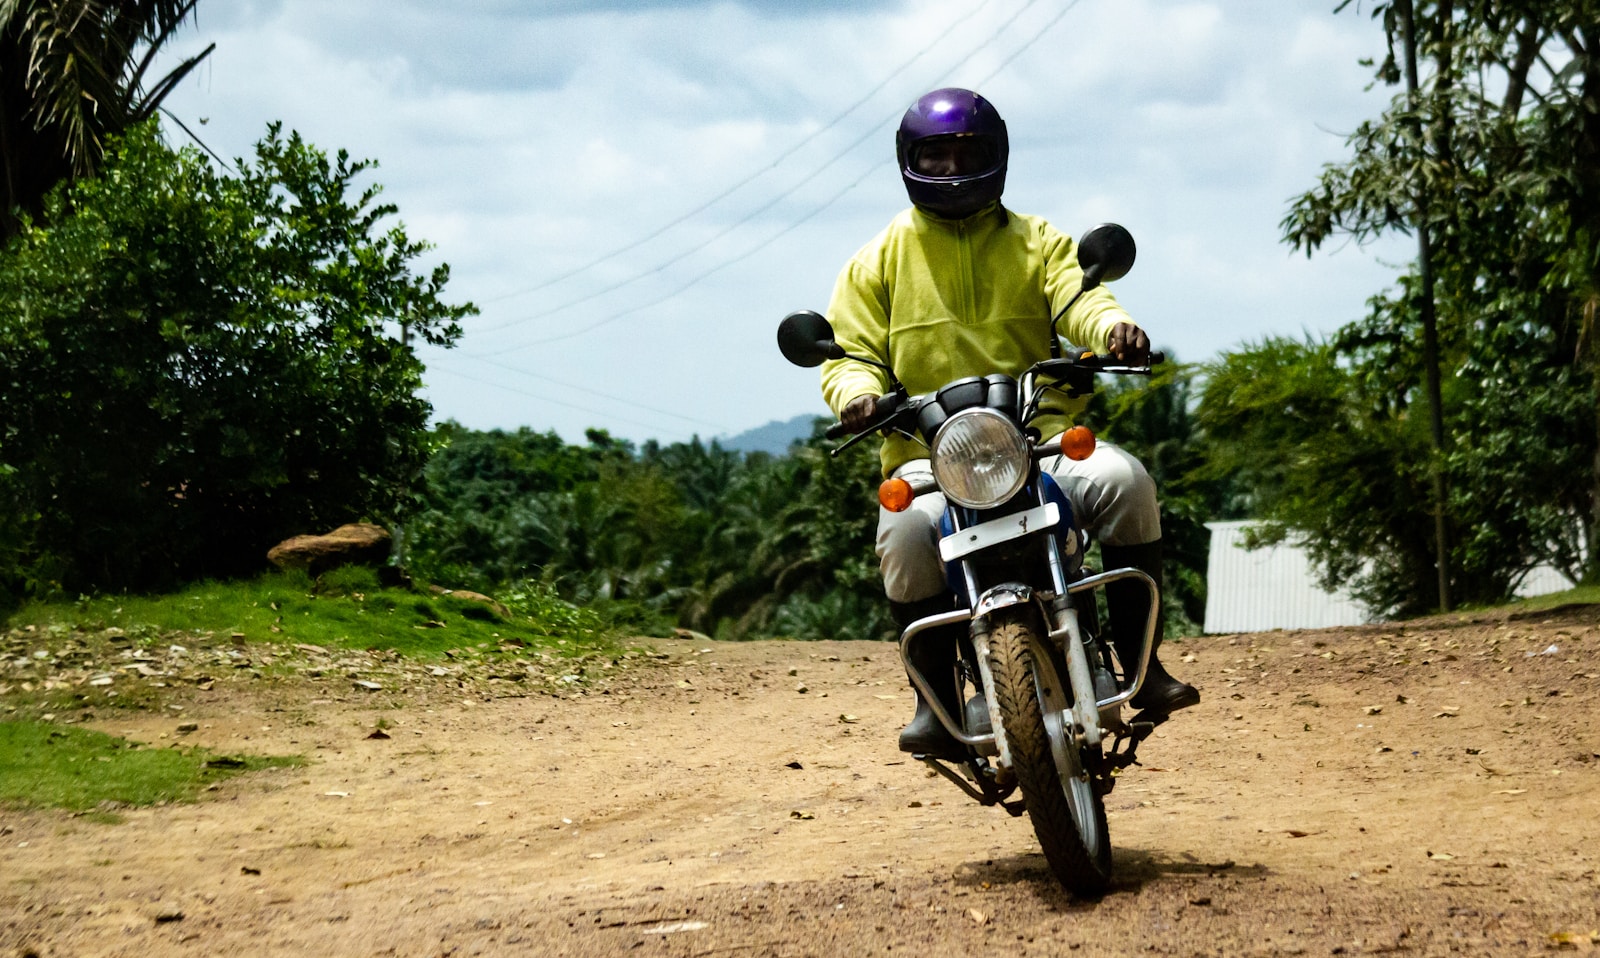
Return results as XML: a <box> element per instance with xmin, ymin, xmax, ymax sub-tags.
<box><xmin>896</xmin><ymin>88</ymin><xmax>1009</xmax><ymax>219</ymax></box>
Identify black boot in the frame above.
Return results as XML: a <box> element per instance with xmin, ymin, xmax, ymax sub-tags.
<box><xmin>890</xmin><ymin>595</ymin><xmax>968</xmax><ymax>759</ymax></box>
<box><xmin>1101</xmin><ymin>540</ymin><xmax>1200</xmax><ymax>717</ymax></box>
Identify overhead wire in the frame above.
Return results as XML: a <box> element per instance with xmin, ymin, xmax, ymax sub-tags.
<box><xmin>156</xmin><ymin>2</ymin><xmax>1087</xmax><ymax>442</ymax></box>
<box><xmin>429</xmin><ymin>353</ymin><xmax>732</xmax><ymax>431</ymax></box>
<box><xmin>972</xmin><ymin>0</ymin><xmax>1083</xmax><ymax>90</ymax></box>
<box><xmin>493</xmin><ymin>160</ymin><xmax>883</xmax><ymax>352</ymax></box>
<box><xmin>476</xmin><ymin>0</ymin><xmax>1052</xmax><ymax>351</ymax></box>
<box><xmin>151</xmin><ymin>104</ymin><xmax>726</xmax><ymax>437</ymax></box>
<box><xmin>429</xmin><ymin>366</ymin><xmax>703</xmax><ymax>440</ymax></box>
<box><xmin>470</xmin><ymin>105</ymin><xmax>896</xmax><ymax>336</ymax></box>
<box><xmin>478</xmin><ymin>0</ymin><xmax>1005</xmax><ymax>308</ymax></box>
<box><xmin>161</xmin><ymin>106</ymin><xmax>236</xmax><ymax>173</ymax></box>
<box><xmin>455</xmin><ymin>0</ymin><xmax>1084</xmax><ymax>436</ymax></box>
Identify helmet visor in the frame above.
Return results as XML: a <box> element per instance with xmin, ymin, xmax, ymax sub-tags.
<box><xmin>908</xmin><ymin>134</ymin><xmax>1001</xmax><ymax>179</ymax></box>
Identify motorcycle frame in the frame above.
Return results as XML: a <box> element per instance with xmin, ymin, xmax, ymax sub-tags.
<box><xmin>897</xmin><ymin>472</ymin><xmax>1161</xmax><ymax>762</ymax></box>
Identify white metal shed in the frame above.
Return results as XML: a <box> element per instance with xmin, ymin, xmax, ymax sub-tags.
<box><xmin>1203</xmin><ymin>520</ymin><xmax>1577</xmax><ymax>634</ymax></box>
<box><xmin>1203</xmin><ymin>521</ymin><xmax>1370</xmax><ymax>634</ymax></box>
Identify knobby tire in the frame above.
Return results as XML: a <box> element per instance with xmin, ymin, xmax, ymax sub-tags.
<box><xmin>987</xmin><ymin>616</ymin><xmax>1112</xmax><ymax>896</ymax></box>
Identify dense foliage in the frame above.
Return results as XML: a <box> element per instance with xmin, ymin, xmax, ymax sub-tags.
<box><xmin>0</xmin><ymin>122</ymin><xmax>471</xmax><ymax>600</ymax></box>
<box><xmin>1217</xmin><ymin>0</ymin><xmax>1600</xmax><ymax>615</ymax></box>
<box><xmin>0</xmin><ymin>0</ymin><xmax>212</xmax><ymax>238</ymax></box>
<box><xmin>406</xmin><ymin>359</ymin><xmax>1219</xmax><ymax>643</ymax></box>
<box><xmin>7</xmin><ymin>2</ymin><xmax>1590</xmax><ymax>632</ymax></box>
<box><xmin>407</xmin><ymin>423</ymin><xmax>895</xmax><ymax>641</ymax></box>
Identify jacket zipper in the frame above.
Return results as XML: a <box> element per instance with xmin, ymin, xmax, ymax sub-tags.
<box><xmin>956</xmin><ymin>217</ymin><xmax>975</xmax><ymax>324</ymax></box>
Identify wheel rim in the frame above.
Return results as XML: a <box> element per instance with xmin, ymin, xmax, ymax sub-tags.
<box><xmin>1036</xmin><ymin>665</ymin><xmax>1107</xmax><ymax>863</ymax></box>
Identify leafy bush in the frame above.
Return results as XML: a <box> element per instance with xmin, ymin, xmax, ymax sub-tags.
<box><xmin>500</xmin><ymin>580</ymin><xmax>609</xmax><ymax>638</ymax></box>
<box><xmin>408</xmin><ymin>424</ymin><xmax>891</xmax><ymax>640</ymax></box>
<box><xmin>0</xmin><ymin>122</ymin><xmax>472</xmax><ymax>600</ymax></box>
<box><xmin>1198</xmin><ymin>319</ymin><xmax>1594</xmax><ymax>616</ymax></box>
<box><xmin>769</xmin><ymin>590</ymin><xmax>895</xmax><ymax>643</ymax></box>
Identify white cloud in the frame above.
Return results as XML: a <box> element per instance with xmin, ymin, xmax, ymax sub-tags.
<box><xmin>155</xmin><ymin>0</ymin><xmax>1410</xmax><ymax>443</ymax></box>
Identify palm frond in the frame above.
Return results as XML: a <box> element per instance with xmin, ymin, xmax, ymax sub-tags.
<box><xmin>1</xmin><ymin>0</ymin><xmax>201</xmax><ymax>199</ymax></box>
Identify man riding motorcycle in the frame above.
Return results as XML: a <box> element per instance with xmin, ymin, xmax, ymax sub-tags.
<box><xmin>819</xmin><ymin>87</ymin><xmax>1199</xmax><ymax>759</ymax></box>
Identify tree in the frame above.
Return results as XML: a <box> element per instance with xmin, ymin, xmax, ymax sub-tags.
<box><xmin>407</xmin><ymin>422</ymin><xmax>894</xmax><ymax>642</ymax></box>
<box><xmin>1281</xmin><ymin>0</ymin><xmax>1600</xmax><ymax>596</ymax></box>
<box><xmin>1199</xmin><ymin>296</ymin><xmax>1592</xmax><ymax>616</ymax></box>
<box><xmin>407</xmin><ymin>386</ymin><xmax>1231</xmax><ymax>641</ymax></box>
<box><xmin>0</xmin><ymin>121</ymin><xmax>472</xmax><ymax>597</ymax></box>
<box><xmin>1197</xmin><ymin>334</ymin><xmax>1444</xmax><ymax>616</ymax></box>
<box><xmin>1</xmin><ymin>0</ymin><xmax>213</xmax><ymax>238</ymax></box>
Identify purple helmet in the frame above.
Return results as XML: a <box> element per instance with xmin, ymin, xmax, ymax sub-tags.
<box><xmin>896</xmin><ymin>88</ymin><xmax>1009</xmax><ymax>218</ymax></box>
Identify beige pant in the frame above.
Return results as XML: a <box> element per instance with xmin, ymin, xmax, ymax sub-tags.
<box><xmin>876</xmin><ymin>439</ymin><xmax>1160</xmax><ymax>603</ymax></box>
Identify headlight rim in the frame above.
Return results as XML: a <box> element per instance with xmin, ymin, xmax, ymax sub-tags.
<box><xmin>929</xmin><ymin>406</ymin><xmax>1031</xmax><ymax>510</ymax></box>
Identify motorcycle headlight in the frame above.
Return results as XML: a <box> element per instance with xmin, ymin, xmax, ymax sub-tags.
<box><xmin>929</xmin><ymin>407</ymin><xmax>1030</xmax><ymax>509</ymax></box>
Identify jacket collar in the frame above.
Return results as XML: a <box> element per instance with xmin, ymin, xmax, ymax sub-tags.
<box><xmin>910</xmin><ymin>201</ymin><xmax>1008</xmax><ymax>229</ymax></box>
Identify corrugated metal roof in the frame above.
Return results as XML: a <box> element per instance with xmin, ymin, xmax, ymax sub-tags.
<box><xmin>1203</xmin><ymin>521</ymin><xmax>1370</xmax><ymax>633</ymax></box>
<box><xmin>1203</xmin><ymin>520</ymin><xmax>1578</xmax><ymax>634</ymax></box>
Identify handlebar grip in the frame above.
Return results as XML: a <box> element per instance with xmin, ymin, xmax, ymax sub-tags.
<box><xmin>1149</xmin><ymin>350</ymin><xmax>1166</xmax><ymax>366</ymax></box>
<box><xmin>826</xmin><ymin>394</ymin><xmax>903</xmax><ymax>441</ymax></box>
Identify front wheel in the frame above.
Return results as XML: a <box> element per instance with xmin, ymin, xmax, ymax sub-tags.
<box><xmin>987</xmin><ymin>615</ymin><xmax>1112</xmax><ymax>895</ymax></box>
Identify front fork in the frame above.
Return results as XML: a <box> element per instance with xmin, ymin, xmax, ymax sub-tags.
<box><xmin>898</xmin><ymin>532</ymin><xmax>1164</xmax><ymax>794</ymax></box>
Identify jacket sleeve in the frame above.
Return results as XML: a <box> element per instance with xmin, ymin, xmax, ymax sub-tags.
<box><xmin>1040</xmin><ymin>223</ymin><xmax>1135</xmax><ymax>352</ymax></box>
<box><xmin>819</xmin><ymin>255</ymin><xmax>893</xmax><ymax>415</ymax></box>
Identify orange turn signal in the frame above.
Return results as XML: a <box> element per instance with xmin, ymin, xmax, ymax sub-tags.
<box><xmin>1060</xmin><ymin>425</ymin><xmax>1097</xmax><ymax>462</ymax></box>
<box><xmin>878</xmin><ymin>477</ymin><xmax>915</xmax><ymax>513</ymax></box>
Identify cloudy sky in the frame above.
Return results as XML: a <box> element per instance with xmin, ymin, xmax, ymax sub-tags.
<box><xmin>155</xmin><ymin>0</ymin><xmax>1409</xmax><ymax>445</ymax></box>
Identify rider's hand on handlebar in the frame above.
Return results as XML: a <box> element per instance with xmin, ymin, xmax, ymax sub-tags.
<box><xmin>1106</xmin><ymin>322</ymin><xmax>1151</xmax><ymax>365</ymax></box>
<box><xmin>841</xmin><ymin>394</ymin><xmax>880</xmax><ymax>433</ymax></box>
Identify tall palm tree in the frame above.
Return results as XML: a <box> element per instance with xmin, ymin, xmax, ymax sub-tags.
<box><xmin>0</xmin><ymin>0</ymin><xmax>211</xmax><ymax>237</ymax></box>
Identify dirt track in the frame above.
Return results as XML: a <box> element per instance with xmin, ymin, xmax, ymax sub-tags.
<box><xmin>3</xmin><ymin>606</ymin><xmax>1600</xmax><ymax>957</ymax></box>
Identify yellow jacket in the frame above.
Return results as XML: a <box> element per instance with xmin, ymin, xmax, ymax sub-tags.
<box><xmin>821</xmin><ymin>204</ymin><xmax>1135</xmax><ymax>477</ymax></box>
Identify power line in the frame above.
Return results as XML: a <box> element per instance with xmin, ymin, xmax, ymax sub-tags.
<box><xmin>471</xmin><ymin>106</ymin><xmax>897</xmax><ymax>336</ymax></box>
<box><xmin>434</xmin><ymin>354</ymin><xmax>731</xmax><ymax>431</ymax></box>
<box><xmin>493</xmin><ymin>159</ymin><xmax>883</xmax><ymax>353</ymax></box>
<box><xmin>478</xmin><ymin>0</ymin><xmax>1004</xmax><ymax>308</ymax></box>
<box><xmin>161</xmin><ymin>106</ymin><xmax>236</xmax><ymax>173</ymax></box>
<box><xmin>972</xmin><ymin>0</ymin><xmax>1083</xmax><ymax>90</ymax></box>
<box><xmin>474</xmin><ymin>0</ymin><xmax>1055</xmax><ymax>348</ymax></box>
<box><xmin>429</xmin><ymin>365</ymin><xmax>705</xmax><ymax>440</ymax></box>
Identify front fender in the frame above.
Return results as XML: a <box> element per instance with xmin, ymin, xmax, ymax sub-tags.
<box><xmin>974</xmin><ymin>583</ymin><xmax>1103</xmax><ymax>749</ymax></box>
<box><xmin>972</xmin><ymin>582</ymin><xmax>1045</xmax><ymax>625</ymax></box>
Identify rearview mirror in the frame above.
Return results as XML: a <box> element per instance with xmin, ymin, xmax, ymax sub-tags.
<box><xmin>777</xmin><ymin>310</ymin><xmax>844</xmax><ymax>368</ymax></box>
<box><xmin>1077</xmin><ymin>223</ymin><xmax>1136</xmax><ymax>289</ymax></box>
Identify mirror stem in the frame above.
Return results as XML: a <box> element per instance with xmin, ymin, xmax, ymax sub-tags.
<box><xmin>1048</xmin><ymin>286</ymin><xmax>1090</xmax><ymax>359</ymax></box>
<box><xmin>838</xmin><ymin>350</ymin><xmax>905</xmax><ymax>394</ymax></box>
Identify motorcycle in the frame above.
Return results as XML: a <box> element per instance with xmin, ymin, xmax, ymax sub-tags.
<box><xmin>776</xmin><ymin>224</ymin><xmax>1169</xmax><ymax>896</ymax></box>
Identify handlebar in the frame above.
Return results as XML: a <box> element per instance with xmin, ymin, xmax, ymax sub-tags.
<box><xmin>1035</xmin><ymin>350</ymin><xmax>1164</xmax><ymax>377</ymax></box>
<box><xmin>822</xmin><ymin>351</ymin><xmax>1166</xmax><ymax>449</ymax></box>
<box><xmin>824</xmin><ymin>393</ymin><xmax>911</xmax><ymax>452</ymax></box>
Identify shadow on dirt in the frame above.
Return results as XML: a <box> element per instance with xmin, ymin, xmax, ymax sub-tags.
<box><xmin>1112</xmin><ymin>847</ymin><xmax>1269</xmax><ymax>888</ymax></box>
<box><xmin>954</xmin><ymin>847</ymin><xmax>1270</xmax><ymax>907</ymax></box>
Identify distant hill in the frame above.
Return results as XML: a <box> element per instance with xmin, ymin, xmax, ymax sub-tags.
<box><xmin>719</xmin><ymin>413</ymin><xmax>824</xmax><ymax>456</ymax></box>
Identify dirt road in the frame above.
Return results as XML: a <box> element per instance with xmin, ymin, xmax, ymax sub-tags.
<box><xmin>3</xmin><ymin>606</ymin><xmax>1599</xmax><ymax>957</ymax></box>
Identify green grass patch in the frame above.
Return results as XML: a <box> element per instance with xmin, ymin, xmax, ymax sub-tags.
<box><xmin>1496</xmin><ymin>583</ymin><xmax>1600</xmax><ymax>616</ymax></box>
<box><xmin>4</xmin><ymin>569</ymin><xmax>621</xmax><ymax>661</ymax></box>
<box><xmin>0</xmin><ymin>719</ymin><xmax>300</xmax><ymax>814</ymax></box>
